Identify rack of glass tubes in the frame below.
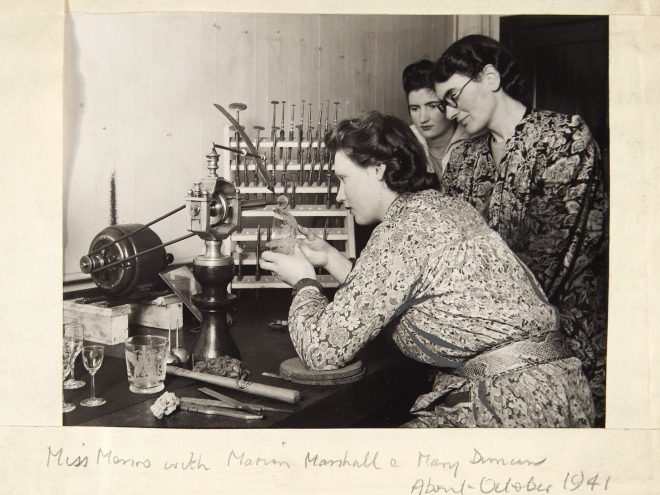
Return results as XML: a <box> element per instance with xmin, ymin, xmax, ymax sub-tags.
<box><xmin>218</xmin><ymin>103</ymin><xmax>356</xmax><ymax>290</ymax></box>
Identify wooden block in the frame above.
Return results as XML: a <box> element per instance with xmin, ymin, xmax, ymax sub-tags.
<box><xmin>63</xmin><ymin>299</ymin><xmax>130</xmax><ymax>345</ymax></box>
<box><xmin>279</xmin><ymin>357</ymin><xmax>366</xmax><ymax>385</ymax></box>
<box><xmin>129</xmin><ymin>294</ymin><xmax>183</xmax><ymax>330</ymax></box>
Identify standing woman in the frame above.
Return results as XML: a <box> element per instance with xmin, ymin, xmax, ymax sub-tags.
<box><xmin>433</xmin><ymin>35</ymin><xmax>608</xmax><ymax>423</ymax></box>
<box><xmin>402</xmin><ymin>59</ymin><xmax>471</xmax><ymax>180</ymax></box>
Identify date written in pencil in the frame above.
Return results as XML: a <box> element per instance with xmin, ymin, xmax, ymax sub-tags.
<box><xmin>411</xmin><ymin>472</ymin><xmax>611</xmax><ymax>494</ymax></box>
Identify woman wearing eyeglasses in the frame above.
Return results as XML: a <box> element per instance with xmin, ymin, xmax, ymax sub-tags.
<box><xmin>402</xmin><ymin>59</ymin><xmax>471</xmax><ymax>180</ymax></box>
<box><xmin>261</xmin><ymin>111</ymin><xmax>594</xmax><ymax>428</ymax></box>
<box><xmin>433</xmin><ymin>35</ymin><xmax>608</xmax><ymax>424</ymax></box>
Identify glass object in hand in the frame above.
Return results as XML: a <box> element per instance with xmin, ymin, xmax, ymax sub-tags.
<box><xmin>124</xmin><ymin>335</ymin><xmax>168</xmax><ymax>394</ymax></box>
<box><xmin>271</xmin><ymin>196</ymin><xmax>298</xmax><ymax>255</ymax></box>
<box><xmin>63</xmin><ymin>321</ymin><xmax>85</xmax><ymax>390</ymax></box>
<box><xmin>81</xmin><ymin>345</ymin><xmax>106</xmax><ymax>407</ymax></box>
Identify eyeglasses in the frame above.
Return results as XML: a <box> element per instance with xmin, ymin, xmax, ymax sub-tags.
<box><xmin>438</xmin><ymin>77</ymin><xmax>474</xmax><ymax>113</ymax></box>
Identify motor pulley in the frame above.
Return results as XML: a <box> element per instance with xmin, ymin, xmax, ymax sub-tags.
<box><xmin>80</xmin><ymin>224</ymin><xmax>173</xmax><ymax>297</ymax></box>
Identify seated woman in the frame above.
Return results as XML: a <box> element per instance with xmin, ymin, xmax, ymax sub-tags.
<box><xmin>432</xmin><ymin>35</ymin><xmax>608</xmax><ymax>423</ymax></box>
<box><xmin>402</xmin><ymin>59</ymin><xmax>470</xmax><ymax>180</ymax></box>
<box><xmin>261</xmin><ymin>111</ymin><xmax>594</xmax><ymax>428</ymax></box>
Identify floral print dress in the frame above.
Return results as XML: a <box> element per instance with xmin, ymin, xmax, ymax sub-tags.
<box><xmin>442</xmin><ymin>109</ymin><xmax>608</xmax><ymax>423</ymax></box>
<box><xmin>287</xmin><ymin>190</ymin><xmax>594</xmax><ymax>427</ymax></box>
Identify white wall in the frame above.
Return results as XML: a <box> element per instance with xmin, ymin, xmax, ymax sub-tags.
<box><xmin>64</xmin><ymin>13</ymin><xmax>478</xmax><ymax>285</ymax></box>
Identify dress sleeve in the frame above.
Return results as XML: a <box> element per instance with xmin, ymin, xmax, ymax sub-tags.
<box><xmin>287</xmin><ymin>220</ymin><xmax>427</xmax><ymax>371</ymax></box>
<box><xmin>528</xmin><ymin>115</ymin><xmax>606</xmax><ymax>298</ymax></box>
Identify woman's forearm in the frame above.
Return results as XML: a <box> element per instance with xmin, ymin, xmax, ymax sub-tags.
<box><xmin>323</xmin><ymin>245</ymin><xmax>354</xmax><ymax>283</ymax></box>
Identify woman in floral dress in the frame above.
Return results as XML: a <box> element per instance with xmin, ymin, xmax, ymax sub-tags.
<box><xmin>432</xmin><ymin>35</ymin><xmax>608</xmax><ymax>424</ymax></box>
<box><xmin>261</xmin><ymin>111</ymin><xmax>594</xmax><ymax>427</ymax></box>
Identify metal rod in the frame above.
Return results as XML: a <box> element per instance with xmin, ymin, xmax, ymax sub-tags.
<box><xmin>213</xmin><ymin>142</ymin><xmax>262</xmax><ymax>160</ymax></box>
<box><xmin>86</xmin><ymin>205</ymin><xmax>186</xmax><ymax>257</ymax></box>
<box><xmin>90</xmin><ymin>232</ymin><xmax>196</xmax><ymax>274</ymax></box>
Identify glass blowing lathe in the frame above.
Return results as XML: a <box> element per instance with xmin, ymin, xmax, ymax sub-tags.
<box><xmin>79</xmin><ymin>104</ymin><xmax>275</xmax><ymax>361</ymax></box>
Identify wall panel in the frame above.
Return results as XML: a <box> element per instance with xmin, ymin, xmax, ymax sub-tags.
<box><xmin>64</xmin><ymin>12</ymin><xmax>455</xmax><ymax>283</ymax></box>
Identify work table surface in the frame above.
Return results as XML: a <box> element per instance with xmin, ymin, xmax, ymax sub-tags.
<box><xmin>63</xmin><ymin>290</ymin><xmax>431</xmax><ymax>428</ymax></box>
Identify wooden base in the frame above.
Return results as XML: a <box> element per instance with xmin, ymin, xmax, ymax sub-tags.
<box><xmin>279</xmin><ymin>357</ymin><xmax>365</xmax><ymax>385</ymax></box>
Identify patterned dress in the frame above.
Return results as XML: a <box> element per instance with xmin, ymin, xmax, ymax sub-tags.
<box><xmin>442</xmin><ymin>109</ymin><xmax>608</xmax><ymax>422</ymax></box>
<box><xmin>288</xmin><ymin>190</ymin><xmax>594</xmax><ymax>427</ymax></box>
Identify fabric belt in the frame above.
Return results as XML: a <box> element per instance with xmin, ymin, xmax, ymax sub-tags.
<box><xmin>454</xmin><ymin>331</ymin><xmax>572</xmax><ymax>381</ymax></box>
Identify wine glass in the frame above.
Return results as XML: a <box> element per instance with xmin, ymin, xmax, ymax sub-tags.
<box><xmin>80</xmin><ymin>345</ymin><xmax>106</xmax><ymax>407</ymax></box>
<box><xmin>171</xmin><ymin>317</ymin><xmax>189</xmax><ymax>364</ymax></box>
<box><xmin>62</xmin><ymin>336</ymin><xmax>76</xmax><ymax>413</ymax></box>
<box><xmin>166</xmin><ymin>318</ymin><xmax>180</xmax><ymax>365</ymax></box>
<box><xmin>63</xmin><ymin>322</ymin><xmax>86</xmax><ymax>389</ymax></box>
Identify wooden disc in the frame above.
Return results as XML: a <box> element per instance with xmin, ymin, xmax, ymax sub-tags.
<box><xmin>279</xmin><ymin>357</ymin><xmax>365</xmax><ymax>385</ymax></box>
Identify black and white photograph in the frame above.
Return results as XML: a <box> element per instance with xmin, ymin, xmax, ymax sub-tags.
<box><xmin>61</xmin><ymin>12</ymin><xmax>609</xmax><ymax>429</ymax></box>
<box><xmin>1</xmin><ymin>1</ymin><xmax>658</xmax><ymax>493</ymax></box>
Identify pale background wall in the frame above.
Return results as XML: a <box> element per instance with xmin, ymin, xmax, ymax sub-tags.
<box><xmin>64</xmin><ymin>13</ymin><xmax>495</xmax><ymax>286</ymax></box>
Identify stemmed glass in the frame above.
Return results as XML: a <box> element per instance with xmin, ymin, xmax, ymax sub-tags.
<box><xmin>80</xmin><ymin>345</ymin><xmax>106</xmax><ymax>407</ymax></box>
<box><xmin>62</xmin><ymin>335</ymin><xmax>76</xmax><ymax>413</ymax></box>
<box><xmin>166</xmin><ymin>318</ymin><xmax>180</xmax><ymax>365</ymax></box>
<box><xmin>171</xmin><ymin>317</ymin><xmax>189</xmax><ymax>364</ymax></box>
<box><xmin>63</xmin><ymin>321</ymin><xmax>85</xmax><ymax>389</ymax></box>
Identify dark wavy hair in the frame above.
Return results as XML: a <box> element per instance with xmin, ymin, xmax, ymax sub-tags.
<box><xmin>432</xmin><ymin>35</ymin><xmax>527</xmax><ymax>101</ymax></box>
<box><xmin>402</xmin><ymin>59</ymin><xmax>435</xmax><ymax>95</ymax></box>
<box><xmin>324</xmin><ymin>111</ymin><xmax>438</xmax><ymax>193</ymax></box>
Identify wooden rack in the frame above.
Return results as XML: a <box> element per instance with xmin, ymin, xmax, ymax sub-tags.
<box><xmin>220</xmin><ymin>129</ymin><xmax>356</xmax><ymax>290</ymax></box>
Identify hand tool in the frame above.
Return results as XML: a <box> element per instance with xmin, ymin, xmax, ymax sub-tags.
<box><xmin>261</xmin><ymin>372</ymin><xmax>286</xmax><ymax>380</ymax></box>
<box><xmin>166</xmin><ymin>365</ymin><xmax>302</xmax><ymax>404</ymax></box>
<box><xmin>279</xmin><ymin>101</ymin><xmax>286</xmax><ymax>162</ymax></box>
<box><xmin>236</xmin><ymin>242</ymin><xmax>244</xmax><ymax>280</ymax></box>
<box><xmin>316</xmin><ymin>102</ymin><xmax>323</xmax><ymax>165</ymax></box>
<box><xmin>306</xmin><ymin>102</ymin><xmax>313</xmax><ymax>165</ymax></box>
<box><xmin>296</xmin><ymin>124</ymin><xmax>303</xmax><ymax>169</ymax></box>
<box><xmin>270</xmin><ymin>100</ymin><xmax>279</xmax><ymax>166</ymax></box>
<box><xmin>325</xmin><ymin>172</ymin><xmax>333</xmax><ymax>209</ymax></box>
<box><xmin>290</xmin><ymin>182</ymin><xmax>297</xmax><ymax>210</ymax></box>
<box><xmin>283</xmin><ymin>175</ymin><xmax>288</xmax><ymax>202</ymax></box>
<box><xmin>288</xmin><ymin>103</ymin><xmax>295</xmax><ymax>165</ymax></box>
<box><xmin>324</xmin><ymin>99</ymin><xmax>330</xmax><ymax>136</ymax></box>
<box><xmin>178</xmin><ymin>397</ymin><xmax>263</xmax><ymax>420</ymax></box>
<box><xmin>270</xmin><ymin>169</ymin><xmax>277</xmax><ymax>199</ymax></box>
<box><xmin>298</xmin><ymin>100</ymin><xmax>305</xmax><ymax>167</ymax></box>
<box><xmin>198</xmin><ymin>387</ymin><xmax>295</xmax><ymax>414</ymax></box>
<box><xmin>308</xmin><ymin>153</ymin><xmax>316</xmax><ymax>186</ymax></box>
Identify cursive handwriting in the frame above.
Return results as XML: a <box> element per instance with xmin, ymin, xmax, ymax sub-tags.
<box><xmin>480</xmin><ymin>476</ymin><xmax>552</xmax><ymax>493</ymax></box>
<box><xmin>470</xmin><ymin>449</ymin><xmax>546</xmax><ymax>467</ymax></box>
<box><xmin>304</xmin><ymin>450</ymin><xmax>382</xmax><ymax>469</ymax></box>
<box><xmin>96</xmin><ymin>447</ymin><xmax>151</xmax><ymax>468</ymax></box>
<box><xmin>227</xmin><ymin>450</ymin><xmax>291</xmax><ymax>468</ymax></box>
<box><xmin>46</xmin><ymin>446</ymin><xmax>88</xmax><ymax>468</ymax></box>
<box><xmin>417</xmin><ymin>452</ymin><xmax>460</xmax><ymax>478</ymax></box>
<box><xmin>411</xmin><ymin>478</ymin><xmax>468</xmax><ymax>495</ymax></box>
<box><xmin>163</xmin><ymin>451</ymin><xmax>210</xmax><ymax>471</ymax></box>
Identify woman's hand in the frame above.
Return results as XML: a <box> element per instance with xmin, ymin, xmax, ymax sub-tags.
<box><xmin>260</xmin><ymin>244</ymin><xmax>317</xmax><ymax>287</ymax></box>
<box><xmin>296</xmin><ymin>225</ymin><xmax>332</xmax><ymax>268</ymax></box>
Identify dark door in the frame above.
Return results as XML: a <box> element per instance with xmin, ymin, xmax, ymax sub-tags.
<box><xmin>500</xmin><ymin>16</ymin><xmax>609</xmax><ymax>170</ymax></box>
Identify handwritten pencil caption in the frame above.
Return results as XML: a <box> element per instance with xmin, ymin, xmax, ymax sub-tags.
<box><xmin>46</xmin><ymin>445</ymin><xmax>612</xmax><ymax>493</ymax></box>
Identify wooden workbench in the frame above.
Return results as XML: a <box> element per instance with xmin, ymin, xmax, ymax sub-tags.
<box><xmin>63</xmin><ymin>290</ymin><xmax>432</xmax><ymax>428</ymax></box>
